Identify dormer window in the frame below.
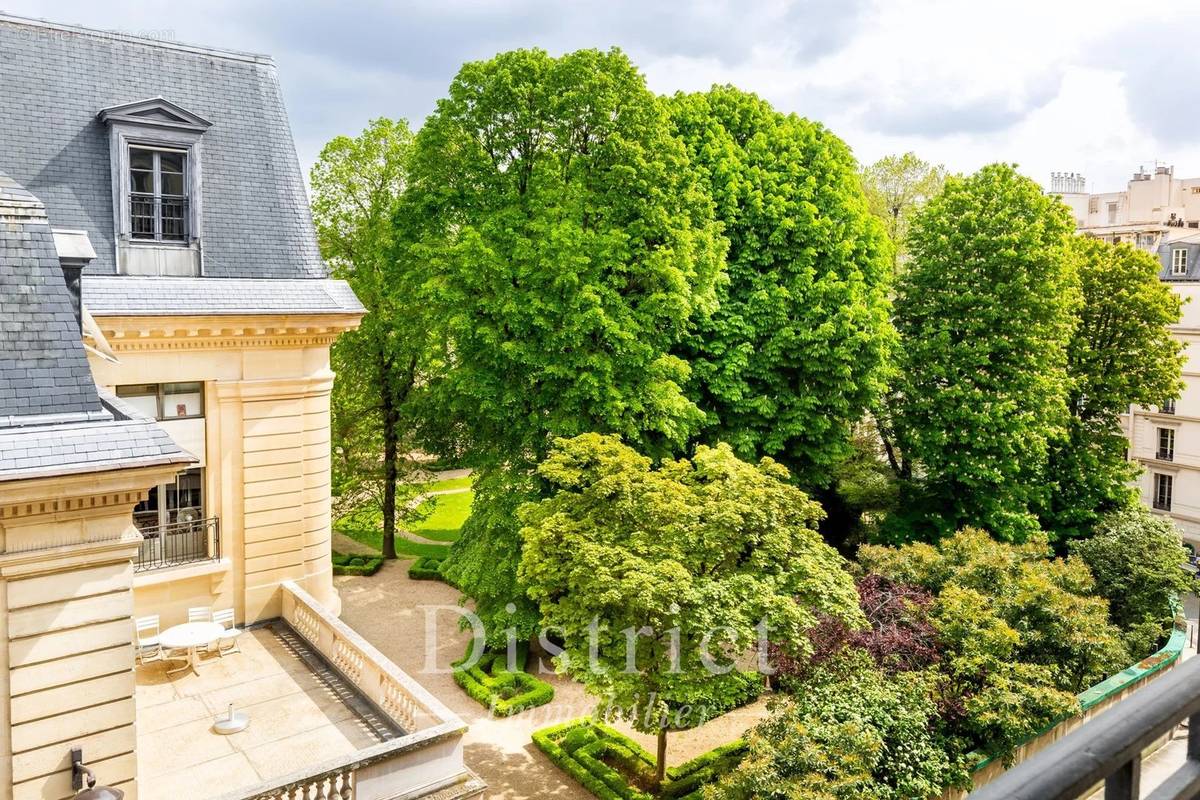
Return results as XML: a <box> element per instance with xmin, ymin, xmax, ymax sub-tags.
<box><xmin>130</xmin><ymin>146</ymin><xmax>188</xmax><ymax>242</ymax></box>
<box><xmin>98</xmin><ymin>97</ymin><xmax>211</xmax><ymax>275</ymax></box>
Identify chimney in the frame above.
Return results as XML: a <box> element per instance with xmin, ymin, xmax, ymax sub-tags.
<box><xmin>52</xmin><ymin>229</ymin><xmax>97</xmax><ymax>333</ymax></box>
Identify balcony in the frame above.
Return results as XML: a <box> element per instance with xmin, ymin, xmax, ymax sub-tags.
<box><xmin>967</xmin><ymin>653</ymin><xmax>1200</xmax><ymax>800</ymax></box>
<box><xmin>1159</xmin><ymin>449</ymin><xmax>1175</xmax><ymax>462</ymax></box>
<box><xmin>135</xmin><ymin>517</ymin><xmax>221</xmax><ymax>573</ymax></box>
<box><xmin>134</xmin><ymin>581</ymin><xmax>484</xmax><ymax>800</ymax></box>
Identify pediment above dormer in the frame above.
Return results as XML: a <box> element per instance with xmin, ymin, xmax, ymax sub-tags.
<box><xmin>97</xmin><ymin>97</ymin><xmax>212</xmax><ymax>132</ymax></box>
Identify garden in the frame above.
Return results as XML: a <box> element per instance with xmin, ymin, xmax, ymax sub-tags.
<box><xmin>310</xmin><ymin>45</ymin><xmax>1192</xmax><ymax>800</ymax></box>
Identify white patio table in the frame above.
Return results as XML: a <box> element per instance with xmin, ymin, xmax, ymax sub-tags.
<box><xmin>160</xmin><ymin>621</ymin><xmax>225</xmax><ymax>676</ymax></box>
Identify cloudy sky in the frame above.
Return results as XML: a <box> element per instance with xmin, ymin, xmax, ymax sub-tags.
<box><xmin>7</xmin><ymin>0</ymin><xmax>1196</xmax><ymax>192</ymax></box>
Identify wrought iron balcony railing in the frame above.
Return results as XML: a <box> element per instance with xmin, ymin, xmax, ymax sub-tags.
<box><xmin>135</xmin><ymin>516</ymin><xmax>220</xmax><ymax>572</ymax></box>
<box><xmin>968</xmin><ymin>653</ymin><xmax>1200</xmax><ymax>800</ymax></box>
<box><xmin>1160</xmin><ymin>449</ymin><xmax>1176</xmax><ymax>462</ymax></box>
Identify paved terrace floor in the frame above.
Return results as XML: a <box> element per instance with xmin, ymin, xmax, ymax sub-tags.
<box><xmin>336</xmin><ymin>560</ymin><xmax>770</xmax><ymax>800</ymax></box>
<box><xmin>135</xmin><ymin>627</ymin><xmax>395</xmax><ymax>800</ymax></box>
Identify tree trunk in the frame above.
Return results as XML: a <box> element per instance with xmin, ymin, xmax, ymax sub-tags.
<box><xmin>655</xmin><ymin>727</ymin><xmax>668</xmax><ymax>791</ymax></box>
<box><xmin>380</xmin><ymin>372</ymin><xmax>399</xmax><ymax>561</ymax></box>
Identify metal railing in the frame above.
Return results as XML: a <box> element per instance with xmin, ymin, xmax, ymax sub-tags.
<box><xmin>968</xmin><ymin>654</ymin><xmax>1200</xmax><ymax>800</ymax></box>
<box><xmin>134</xmin><ymin>516</ymin><xmax>220</xmax><ymax>572</ymax></box>
<box><xmin>1160</xmin><ymin>449</ymin><xmax>1176</xmax><ymax>462</ymax></box>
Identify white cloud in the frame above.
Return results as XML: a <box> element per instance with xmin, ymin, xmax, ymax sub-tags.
<box><xmin>5</xmin><ymin>0</ymin><xmax>1198</xmax><ymax>193</ymax></box>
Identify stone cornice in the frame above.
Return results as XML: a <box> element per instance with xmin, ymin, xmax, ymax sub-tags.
<box><xmin>0</xmin><ymin>463</ymin><xmax>180</xmax><ymax>518</ymax></box>
<box><xmin>90</xmin><ymin>313</ymin><xmax>362</xmax><ymax>352</ymax></box>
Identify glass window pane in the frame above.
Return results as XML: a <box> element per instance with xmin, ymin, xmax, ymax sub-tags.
<box><xmin>116</xmin><ymin>384</ymin><xmax>160</xmax><ymax>418</ymax></box>
<box><xmin>130</xmin><ymin>149</ymin><xmax>153</xmax><ymax>170</ymax></box>
<box><xmin>159</xmin><ymin>151</ymin><xmax>185</xmax><ymax>173</ymax></box>
<box><xmin>167</xmin><ymin>469</ymin><xmax>204</xmax><ymax>523</ymax></box>
<box><xmin>161</xmin><ymin>171</ymin><xmax>184</xmax><ymax>196</ymax></box>
<box><xmin>163</xmin><ymin>382</ymin><xmax>203</xmax><ymax>417</ymax></box>
<box><xmin>133</xmin><ymin>485</ymin><xmax>159</xmax><ymax>532</ymax></box>
<box><xmin>130</xmin><ymin>169</ymin><xmax>153</xmax><ymax>194</ymax></box>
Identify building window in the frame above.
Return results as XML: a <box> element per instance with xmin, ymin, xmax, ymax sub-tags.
<box><xmin>1162</xmin><ymin>397</ymin><xmax>1177</xmax><ymax>415</ymax></box>
<box><xmin>1107</xmin><ymin>202</ymin><xmax>1118</xmax><ymax>224</ymax></box>
<box><xmin>1158</xmin><ymin>427</ymin><xmax>1175</xmax><ymax>461</ymax></box>
<box><xmin>133</xmin><ymin>468</ymin><xmax>205</xmax><ymax>531</ymax></box>
<box><xmin>132</xmin><ymin>468</ymin><xmax>218</xmax><ymax>572</ymax></box>
<box><xmin>116</xmin><ymin>382</ymin><xmax>204</xmax><ymax>420</ymax></box>
<box><xmin>129</xmin><ymin>146</ymin><xmax>188</xmax><ymax>242</ymax></box>
<box><xmin>1089</xmin><ymin>197</ymin><xmax>1099</xmax><ymax>214</ymax></box>
<box><xmin>1154</xmin><ymin>473</ymin><xmax>1174</xmax><ymax>511</ymax></box>
<box><xmin>1173</xmin><ymin>248</ymin><xmax>1189</xmax><ymax>276</ymax></box>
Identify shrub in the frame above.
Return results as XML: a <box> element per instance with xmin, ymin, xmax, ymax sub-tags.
<box><xmin>452</xmin><ymin>645</ymin><xmax>554</xmax><ymax>716</ymax></box>
<box><xmin>709</xmin><ymin>654</ymin><xmax>967</xmax><ymax>800</ymax></box>
<box><xmin>408</xmin><ymin>555</ymin><xmax>445</xmax><ymax>581</ymax></box>
<box><xmin>330</xmin><ymin>553</ymin><xmax>384</xmax><ymax>576</ymax></box>
<box><xmin>533</xmin><ymin>720</ymin><xmax>744</xmax><ymax>800</ymax></box>
<box><xmin>1072</xmin><ymin>505</ymin><xmax>1192</xmax><ymax>656</ymax></box>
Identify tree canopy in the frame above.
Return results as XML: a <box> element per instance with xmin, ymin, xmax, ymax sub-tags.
<box><xmin>519</xmin><ymin>433</ymin><xmax>862</xmax><ymax>785</ymax></box>
<box><xmin>668</xmin><ymin>86</ymin><xmax>894</xmax><ymax>491</ymax></box>
<box><xmin>1039</xmin><ymin>237</ymin><xmax>1185</xmax><ymax>540</ymax></box>
<box><xmin>888</xmin><ymin>163</ymin><xmax>1079</xmax><ymax>542</ymax></box>
<box><xmin>311</xmin><ymin>118</ymin><xmax>431</xmax><ymax>558</ymax></box>
<box><xmin>406</xmin><ymin>48</ymin><xmax>728</xmax><ymax>640</ymax></box>
<box><xmin>860</xmin><ymin>152</ymin><xmax>946</xmax><ymax>266</ymax></box>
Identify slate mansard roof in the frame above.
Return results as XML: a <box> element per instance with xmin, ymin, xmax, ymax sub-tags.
<box><xmin>0</xmin><ymin>170</ymin><xmax>193</xmax><ymax>480</ymax></box>
<box><xmin>0</xmin><ymin>170</ymin><xmax>102</xmax><ymax>421</ymax></box>
<box><xmin>0</xmin><ymin>13</ymin><xmax>325</xmax><ymax>279</ymax></box>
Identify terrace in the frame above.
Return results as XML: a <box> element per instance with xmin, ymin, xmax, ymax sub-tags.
<box><xmin>134</xmin><ymin>582</ymin><xmax>485</xmax><ymax>800</ymax></box>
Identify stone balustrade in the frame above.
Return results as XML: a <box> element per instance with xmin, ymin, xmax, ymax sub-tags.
<box><xmin>216</xmin><ymin>581</ymin><xmax>485</xmax><ymax>800</ymax></box>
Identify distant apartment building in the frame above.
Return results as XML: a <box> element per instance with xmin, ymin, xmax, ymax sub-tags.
<box><xmin>1054</xmin><ymin>166</ymin><xmax>1200</xmax><ymax>547</ymax></box>
<box><xmin>0</xmin><ymin>13</ymin><xmax>482</xmax><ymax>800</ymax></box>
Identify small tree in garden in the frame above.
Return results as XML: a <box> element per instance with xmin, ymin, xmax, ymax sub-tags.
<box><xmin>519</xmin><ymin>433</ymin><xmax>863</xmax><ymax>789</ymax></box>
<box><xmin>772</xmin><ymin>574</ymin><xmax>939</xmax><ymax>685</ymax></box>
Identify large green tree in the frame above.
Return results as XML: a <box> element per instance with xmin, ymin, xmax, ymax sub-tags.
<box><xmin>404</xmin><ymin>48</ymin><xmax>727</xmax><ymax>641</ymax></box>
<box><xmin>860</xmin><ymin>152</ymin><xmax>946</xmax><ymax>266</ymax></box>
<box><xmin>312</xmin><ymin>118</ymin><xmax>431</xmax><ymax>559</ymax></box>
<box><xmin>668</xmin><ymin>87</ymin><xmax>894</xmax><ymax>495</ymax></box>
<box><xmin>519</xmin><ymin>433</ymin><xmax>862</xmax><ymax>788</ymax></box>
<box><xmin>1039</xmin><ymin>238</ymin><xmax>1185</xmax><ymax>540</ymax></box>
<box><xmin>887</xmin><ymin>164</ymin><xmax>1079</xmax><ymax>542</ymax></box>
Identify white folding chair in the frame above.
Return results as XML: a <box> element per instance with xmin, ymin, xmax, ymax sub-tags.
<box><xmin>213</xmin><ymin>608</ymin><xmax>243</xmax><ymax>656</ymax></box>
<box><xmin>187</xmin><ymin>606</ymin><xmax>213</xmax><ymax>623</ymax></box>
<box><xmin>134</xmin><ymin>615</ymin><xmax>162</xmax><ymax>664</ymax></box>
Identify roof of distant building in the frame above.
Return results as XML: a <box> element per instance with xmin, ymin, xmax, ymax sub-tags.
<box><xmin>0</xmin><ymin>12</ymin><xmax>325</xmax><ymax>280</ymax></box>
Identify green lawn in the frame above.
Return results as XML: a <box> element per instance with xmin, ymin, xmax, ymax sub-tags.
<box><xmin>411</xmin><ymin>490</ymin><xmax>473</xmax><ymax>542</ymax></box>
<box><xmin>333</xmin><ymin>484</ymin><xmax>473</xmax><ymax>560</ymax></box>
<box><xmin>425</xmin><ymin>475</ymin><xmax>472</xmax><ymax>492</ymax></box>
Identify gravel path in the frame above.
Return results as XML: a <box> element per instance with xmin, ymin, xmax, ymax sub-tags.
<box><xmin>335</xmin><ymin>560</ymin><xmax>769</xmax><ymax>799</ymax></box>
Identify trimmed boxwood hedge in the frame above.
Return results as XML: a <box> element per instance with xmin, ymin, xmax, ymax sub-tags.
<box><xmin>451</xmin><ymin>640</ymin><xmax>554</xmax><ymax>716</ymax></box>
<box><xmin>331</xmin><ymin>552</ymin><xmax>384</xmax><ymax>576</ymax></box>
<box><xmin>408</xmin><ymin>555</ymin><xmax>446</xmax><ymax>581</ymax></box>
<box><xmin>533</xmin><ymin>719</ymin><xmax>747</xmax><ymax>800</ymax></box>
